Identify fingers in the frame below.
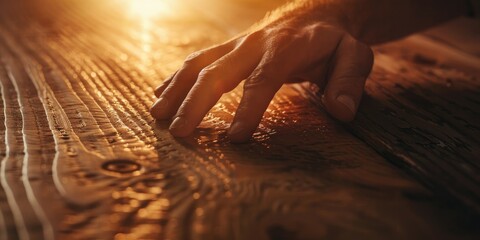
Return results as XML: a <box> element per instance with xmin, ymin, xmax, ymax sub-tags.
<box><xmin>227</xmin><ymin>65</ymin><xmax>284</xmax><ymax>143</ymax></box>
<box><xmin>150</xmin><ymin>42</ymin><xmax>234</xmax><ymax>119</ymax></box>
<box><xmin>323</xmin><ymin>35</ymin><xmax>374</xmax><ymax>122</ymax></box>
<box><xmin>151</xmin><ymin>22</ymin><xmax>372</xmax><ymax>142</ymax></box>
<box><xmin>169</xmin><ymin>36</ymin><xmax>263</xmax><ymax>137</ymax></box>
<box><xmin>154</xmin><ymin>71</ymin><xmax>177</xmax><ymax>97</ymax></box>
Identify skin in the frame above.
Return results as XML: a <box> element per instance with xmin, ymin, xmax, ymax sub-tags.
<box><xmin>150</xmin><ymin>0</ymin><xmax>470</xmax><ymax>142</ymax></box>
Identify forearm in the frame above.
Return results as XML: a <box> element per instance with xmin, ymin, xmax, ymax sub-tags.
<box><xmin>261</xmin><ymin>0</ymin><xmax>471</xmax><ymax>45</ymax></box>
<box><xmin>343</xmin><ymin>0</ymin><xmax>471</xmax><ymax>44</ymax></box>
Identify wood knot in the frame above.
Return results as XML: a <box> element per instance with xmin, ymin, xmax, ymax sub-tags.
<box><xmin>101</xmin><ymin>159</ymin><xmax>142</xmax><ymax>176</ymax></box>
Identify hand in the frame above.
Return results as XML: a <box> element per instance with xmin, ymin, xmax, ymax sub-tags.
<box><xmin>150</xmin><ymin>9</ymin><xmax>374</xmax><ymax>142</ymax></box>
<box><xmin>150</xmin><ymin>0</ymin><xmax>468</xmax><ymax>142</ymax></box>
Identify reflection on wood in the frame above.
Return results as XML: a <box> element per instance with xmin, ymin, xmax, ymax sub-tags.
<box><xmin>0</xmin><ymin>0</ymin><xmax>478</xmax><ymax>239</ymax></box>
<box><xmin>299</xmin><ymin>36</ymin><xmax>480</xmax><ymax>214</ymax></box>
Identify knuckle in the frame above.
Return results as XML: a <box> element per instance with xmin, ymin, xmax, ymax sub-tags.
<box><xmin>198</xmin><ymin>66</ymin><xmax>215</xmax><ymax>78</ymax></box>
<box><xmin>308</xmin><ymin>23</ymin><xmax>345</xmax><ymax>43</ymax></box>
<box><xmin>306</xmin><ymin>22</ymin><xmax>324</xmax><ymax>31</ymax></box>
<box><xmin>198</xmin><ymin>66</ymin><xmax>217</xmax><ymax>79</ymax></box>
<box><xmin>274</xmin><ymin>27</ymin><xmax>297</xmax><ymax>37</ymax></box>
<box><xmin>197</xmin><ymin>67</ymin><xmax>226</xmax><ymax>93</ymax></box>
<box><xmin>244</xmin><ymin>77</ymin><xmax>262</xmax><ymax>90</ymax></box>
<box><xmin>309</xmin><ymin>22</ymin><xmax>344</xmax><ymax>35</ymax></box>
<box><xmin>263</xmin><ymin>27</ymin><xmax>304</xmax><ymax>57</ymax></box>
<box><xmin>184</xmin><ymin>50</ymin><xmax>206</xmax><ymax>66</ymax></box>
<box><xmin>271</xmin><ymin>27</ymin><xmax>298</xmax><ymax>43</ymax></box>
<box><xmin>244</xmin><ymin>68</ymin><xmax>272</xmax><ymax>90</ymax></box>
<box><xmin>244</xmin><ymin>30</ymin><xmax>265</xmax><ymax>43</ymax></box>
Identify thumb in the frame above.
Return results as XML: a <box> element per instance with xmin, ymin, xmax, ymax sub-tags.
<box><xmin>323</xmin><ymin>35</ymin><xmax>374</xmax><ymax>122</ymax></box>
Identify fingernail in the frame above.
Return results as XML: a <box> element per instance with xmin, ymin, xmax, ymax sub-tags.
<box><xmin>336</xmin><ymin>94</ymin><xmax>356</xmax><ymax>114</ymax></box>
<box><xmin>154</xmin><ymin>84</ymin><xmax>166</xmax><ymax>95</ymax></box>
<box><xmin>150</xmin><ymin>98</ymin><xmax>168</xmax><ymax>117</ymax></box>
<box><xmin>169</xmin><ymin>116</ymin><xmax>187</xmax><ymax>133</ymax></box>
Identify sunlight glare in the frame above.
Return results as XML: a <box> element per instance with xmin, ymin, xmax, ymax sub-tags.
<box><xmin>127</xmin><ymin>0</ymin><xmax>173</xmax><ymax>19</ymax></box>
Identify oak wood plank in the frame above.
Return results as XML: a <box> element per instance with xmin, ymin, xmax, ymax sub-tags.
<box><xmin>0</xmin><ymin>0</ymin><xmax>478</xmax><ymax>239</ymax></box>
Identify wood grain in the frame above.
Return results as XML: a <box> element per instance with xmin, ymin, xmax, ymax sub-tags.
<box><xmin>0</xmin><ymin>0</ymin><xmax>478</xmax><ymax>239</ymax></box>
<box><xmin>298</xmin><ymin>35</ymin><xmax>480</xmax><ymax>214</ymax></box>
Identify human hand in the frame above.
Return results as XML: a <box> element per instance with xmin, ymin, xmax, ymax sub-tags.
<box><xmin>150</xmin><ymin>6</ymin><xmax>373</xmax><ymax>143</ymax></box>
<box><xmin>150</xmin><ymin>0</ymin><xmax>469</xmax><ymax>142</ymax></box>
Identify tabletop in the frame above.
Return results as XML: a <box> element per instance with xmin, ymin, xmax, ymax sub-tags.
<box><xmin>0</xmin><ymin>0</ymin><xmax>479</xmax><ymax>239</ymax></box>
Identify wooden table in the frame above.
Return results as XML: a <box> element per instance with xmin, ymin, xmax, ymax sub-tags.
<box><xmin>0</xmin><ymin>0</ymin><xmax>478</xmax><ymax>239</ymax></box>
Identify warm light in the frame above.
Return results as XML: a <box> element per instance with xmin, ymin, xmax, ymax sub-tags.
<box><xmin>127</xmin><ymin>0</ymin><xmax>173</xmax><ymax>19</ymax></box>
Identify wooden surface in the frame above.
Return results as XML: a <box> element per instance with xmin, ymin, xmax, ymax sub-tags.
<box><xmin>0</xmin><ymin>0</ymin><xmax>478</xmax><ymax>239</ymax></box>
<box><xmin>298</xmin><ymin>35</ymin><xmax>480</xmax><ymax>213</ymax></box>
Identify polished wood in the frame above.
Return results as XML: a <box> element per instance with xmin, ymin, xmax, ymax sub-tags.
<box><xmin>0</xmin><ymin>0</ymin><xmax>478</xmax><ymax>239</ymax></box>
<box><xmin>298</xmin><ymin>35</ymin><xmax>480</xmax><ymax>214</ymax></box>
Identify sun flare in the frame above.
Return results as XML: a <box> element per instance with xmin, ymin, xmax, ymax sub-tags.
<box><xmin>127</xmin><ymin>0</ymin><xmax>173</xmax><ymax>19</ymax></box>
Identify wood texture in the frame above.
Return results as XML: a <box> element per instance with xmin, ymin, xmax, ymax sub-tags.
<box><xmin>0</xmin><ymin>0</ymin><xmax>478</xmax><ymax>239</ymax></box>
<box><xmin>298</xmin><ymin>35</ymin><xmax>480</xmax><ymax>213</ymax></box>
